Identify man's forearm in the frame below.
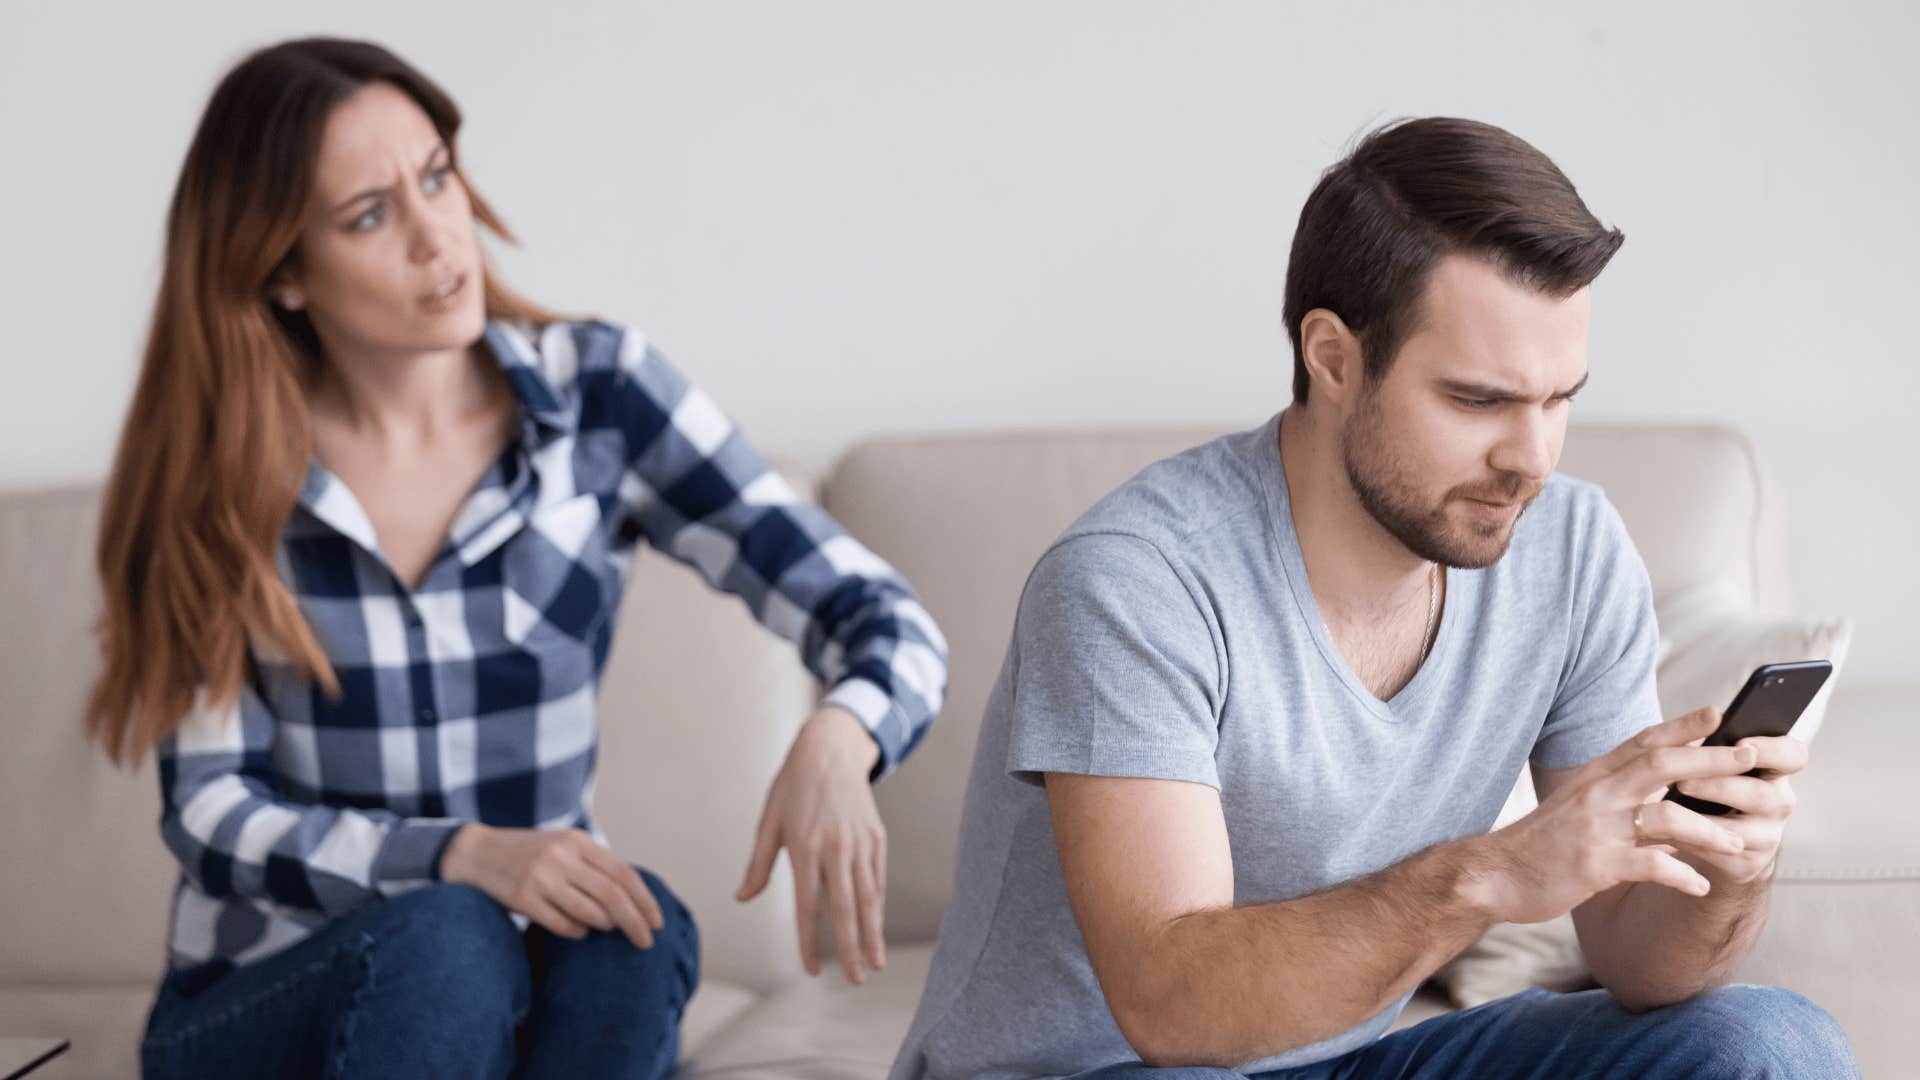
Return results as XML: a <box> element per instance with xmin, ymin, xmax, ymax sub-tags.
<box><xmin>1126</xmin><ymin>837</ymin><xmax>1498</xmax><ymax>1067</ymax></box>
<box><xmin>1577</xmin><ymin>851</ymin><xmax>1774</xmax><ymax>1012</ymax></box>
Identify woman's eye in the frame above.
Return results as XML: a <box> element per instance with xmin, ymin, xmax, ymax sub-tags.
<box><xmin>423</xmin><ymin>165</ymin><xmax>452</xmax><ymax>194</ymax></box>
<box><xmin>351</xmin><ymin>204</ymin><xmax>384</xmax><ymax>231</ymax></box>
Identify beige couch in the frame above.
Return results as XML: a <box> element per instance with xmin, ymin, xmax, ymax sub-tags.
<box><xmin>2</xmin><ymin>423</ymin><xmax>1913</xmax><ymax>1077</ymax></box>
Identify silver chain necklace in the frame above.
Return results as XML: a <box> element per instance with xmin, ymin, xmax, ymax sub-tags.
<box><xmin>1419</xmin><ymin>562</ymin><xmax>1441</xmax><ymax>663</ymax></box>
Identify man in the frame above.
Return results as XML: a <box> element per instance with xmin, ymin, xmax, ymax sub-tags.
<box><xmin>889</xmin><ymin>117</ymin><xmax>1858</xmax><ymax>1078</ymax></box>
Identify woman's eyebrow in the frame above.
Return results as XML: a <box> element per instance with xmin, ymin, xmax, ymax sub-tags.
<box><xmin>328</xmin><ymin>144</ymin><xmax>448</xmax><ymax>215</ymax></box>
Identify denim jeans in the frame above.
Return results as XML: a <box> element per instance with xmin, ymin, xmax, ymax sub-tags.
<box><xmin>1067</xmin><ymin>984</ymin><xmax>1860</xmax><ymax>1079</ymax></box>
<box><xmin>140</xmin><ymin>869</ymin><xmax>699</xmax><ymax>1079</ymax></box>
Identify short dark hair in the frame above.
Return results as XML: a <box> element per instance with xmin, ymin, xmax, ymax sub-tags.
<box><xmin>1283</xmin><ymin>117</ymin><xmax>1625</xmax><ymax>405</ymax></box>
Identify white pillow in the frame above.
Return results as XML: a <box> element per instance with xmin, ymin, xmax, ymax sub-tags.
<box><xmin>1431</xmin><ymin>582</ymin><xmax>1853</xmax><ymax>1008</ymax></box>
<box><xmin>1653</xmin><ymin>578</ymin><xmax>1852</xmax><ymax>745</ymax></box>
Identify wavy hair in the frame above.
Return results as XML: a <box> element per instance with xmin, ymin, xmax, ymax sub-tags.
<box><xmin>87</xmin><ymin>38</ymin><xmax>561</xmax><ymax>764</ymax></box>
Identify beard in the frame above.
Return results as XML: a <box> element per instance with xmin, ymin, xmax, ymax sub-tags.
<box><xmin>1338</xmin><ymin>390</ymin><xmax>1542</xmax><ymax>570</ymax></box>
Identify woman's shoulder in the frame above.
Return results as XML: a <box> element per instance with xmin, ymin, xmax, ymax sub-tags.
<box><xmin>487</xmin><ymin>315</ymin><xmax>649</xmax><ymax>384</ymax></box>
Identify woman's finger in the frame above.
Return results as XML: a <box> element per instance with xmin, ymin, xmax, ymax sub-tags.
<box><xmin>583</xmin><ymin>844</ymin><xmax>666</xmax><ymax>932</ymax></box>
<box><xmin>526</xmin><ymin>895</ymin><xmax>590</xmax><ymax>940</ymax></box>
<box><xmin>575</xmin><ymin>859</ymin><xmax>655</xmax><ymax>949</ymax></box>
<box><xmin>737</xmin><ymin>804</ymin><xmax>782</xmax><ymax>903</ymax></box>
<box><xmin>826</xmin><ymin>839</ymin><xmax>865</xmax><ymax>985</ymax></box>
<box><xmin>545</xmin><ymin>872</ymin><xmax>616</xmax><ymax>934</ymax></box>
<box><xmin>855</xmin><ymin>837</ymin><xmax>887</xmax><ymax>972</ymax></box>
<box><xmin>792</xmin><ymin>844</ymin><xmax>823</xmax><ymax>976</ymax></box>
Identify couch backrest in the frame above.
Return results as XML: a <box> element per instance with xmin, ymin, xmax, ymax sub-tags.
<box><xmin>0</xmin><ymin>422</ymin><xmax>1789</xmax><ymax>1003</ymax></box>
<box><xmin>824</xmin><ymin>422</ymin><xmax>1789</xmax><ymax>943</ymax></box>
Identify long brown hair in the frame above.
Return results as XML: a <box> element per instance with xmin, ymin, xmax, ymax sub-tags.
<box><xmin>1283</xmin><ymin>117</ymin><xmax>1626</xmax><ymax>404</ymax></box>
<box><xmin>87</xmin><ymin>38</ymin><xmax>561</xmax><ymax>765</ymax></box>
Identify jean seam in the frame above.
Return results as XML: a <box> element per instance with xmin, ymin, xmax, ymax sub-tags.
<box><xmin>326</xmin><ymin>930</ymin><xmax>379</xmax><ymax>1079</ymax></box>
<box><xmin>141</xmin><ymin>936</ymin><xmax>368</xmax><ymax>1050</ymax></box>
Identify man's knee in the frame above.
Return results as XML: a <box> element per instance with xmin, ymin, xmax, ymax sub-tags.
<box><xmin>1674</xmin><ymin>985</ymin><xmax>1858</xmax><ymax>1077</ymax></box>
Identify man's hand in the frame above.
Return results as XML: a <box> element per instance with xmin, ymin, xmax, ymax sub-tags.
<box><xmin>1668</xmin><ymin>729</ymin><xmax>1804</xmax><ymax>884</ymax></box>
<box><xmin>1469</xmin><ymin>707</ymin><xmax>1784</xmax><ymax>924</ymax></box>
<box><xmin>736</xmin><ymin>705</ymin><xmax>888</xmax><ymax>985</ymax></box>
<box><xmin>441</xmin><ymin>824</ymin><xmax>666</xmax><ymax>947</ymax></box>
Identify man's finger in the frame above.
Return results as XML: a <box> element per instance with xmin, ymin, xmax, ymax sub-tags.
<box><xmin>1634</xmin><ymin>799</ymin><xmax>1745</xmax><ymax>856</ymax></box>
<box><xmin>1615</xmin><ymin>846</ymin><xmax>1712</xmax><ymax>898</ymax></box>
<box><xmin>1735</xmin><ymin>734</ymin><xmax>1809</xmax><ymax>777</ymax></box>
<box><xmin>1672</xmin><ymin>775</ymin><xmax>1794</xmax><ymax>818</ymax></box>
<box><xmin>1595</xmin><ymin>708</ymin><xmax>1720</xmax><ymax>773</ymax></box>
<box><xmin>1612</xmin><ymin>743</ymin><xmax>1756</xmax><ymax>800</ymax></box>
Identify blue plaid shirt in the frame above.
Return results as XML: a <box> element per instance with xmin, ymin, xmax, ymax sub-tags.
<box><xmin>156</xmin><ymin>318</ymin><xmax>949</xmax><ymax>984</ymax></box>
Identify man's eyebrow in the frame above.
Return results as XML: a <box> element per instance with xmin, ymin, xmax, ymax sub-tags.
<box><xmin>1437</xmin><ymin>372</ymin><xmax>1589</xmax><ymax>402</ymax></box>
<box><xmin>329</xmin><ymin>143</ymin><xmax>450</xmax><ymax>215</ymax></box>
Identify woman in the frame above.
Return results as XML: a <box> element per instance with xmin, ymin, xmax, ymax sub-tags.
<box><xmin>86</xmin><ymin>37</ymin><xmax>948</xmax><ymax>1079</ymax></box>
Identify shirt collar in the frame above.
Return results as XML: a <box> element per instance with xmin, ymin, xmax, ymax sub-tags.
<box><xmin>296</xmin><ymin>319</ymin><xmax>575</xmax><ymax>531</ymax></box>
<box><xmin>483</xmin><ymin>318</ymin><xmax>578</xmax><ymax>438</ymax></box>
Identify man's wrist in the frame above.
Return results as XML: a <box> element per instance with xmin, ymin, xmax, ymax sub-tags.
<box><xmin>1446</xmin><ymin>832</ymin><xmax>1518</xmax><ymax>925</ymax></box>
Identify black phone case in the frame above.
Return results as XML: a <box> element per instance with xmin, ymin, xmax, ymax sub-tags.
<box><xmin>1664</xmin><ymin>660</ymin><xmax>1832</xmax><ymax>816</ymax></box>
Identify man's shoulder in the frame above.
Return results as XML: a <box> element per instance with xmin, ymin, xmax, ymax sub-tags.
<box><xmin>1053</xmin><ymin>421</ymin><xmax>1275</xmax><ymax>561</ymax></box>
<box><xmin>1516</xmin><ymin>472</ymin><xmax>1635</xmax><ymax>556</ymax></box>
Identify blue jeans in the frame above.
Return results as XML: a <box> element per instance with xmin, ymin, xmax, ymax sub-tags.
<box><xmin>139</xmin><ymin>869</ymin><xmax>699</xmax><ymax>1079</ymax></box>
<box><xmin>1068</xmin><ymin>985</ymin><xmax>1860</xmax><ymax>1079</ymax></box>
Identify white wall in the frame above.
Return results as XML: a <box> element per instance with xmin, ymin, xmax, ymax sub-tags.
<box><xmin>2</xmin><ymin>1</ymin><xmax>1913</xmax><ymax>684</ymax></box>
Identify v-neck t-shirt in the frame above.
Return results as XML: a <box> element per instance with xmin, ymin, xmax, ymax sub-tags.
<box><xmin>891</xmin><ymin>411</ymin><xmax>1662</xmax><ymax>1079</ymax></box>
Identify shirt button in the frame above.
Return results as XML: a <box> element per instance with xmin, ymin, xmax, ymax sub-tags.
<box><xmin>419</xmin><ymin>707</ymin><xmax>436</xmax><ymax>722</ymax></box>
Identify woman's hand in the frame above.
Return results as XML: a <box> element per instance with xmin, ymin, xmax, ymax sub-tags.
<box><xmin>441</xmin><ymin>824</ymin><xmax>665</xmax><ymax>948</ymax></box>
<box><xmin>737</xmin><ymin>705</ymin><xmax>888</xmax><ymax>985</ymax></box>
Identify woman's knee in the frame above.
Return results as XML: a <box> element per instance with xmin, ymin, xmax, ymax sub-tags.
<box><xmin>636</xmin><ymin>867</ymin><xmax>697</xmax><ymax>955</ymax></box>
<box><xmin>359</xmin><ymin>884</ymin><xmax>530</xmax><ymax>1017</ymax></box>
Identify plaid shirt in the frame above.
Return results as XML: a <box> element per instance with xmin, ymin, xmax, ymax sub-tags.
<box><xmin>157</xmin><ymin>318</ymin><xmax>949</xmax><ymax>984</ymax></box>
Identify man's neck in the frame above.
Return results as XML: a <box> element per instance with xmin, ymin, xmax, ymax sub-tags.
<box><xmin>1277</xmin><ymin>406</ymin><xmax>1433</xmax><ymax>623</ymax></box>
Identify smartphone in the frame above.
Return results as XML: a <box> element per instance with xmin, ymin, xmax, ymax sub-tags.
<box><xmin>1664</xmin><ymin>660</ymin><xmax>1832</xmax><ymax>817</ymax></box>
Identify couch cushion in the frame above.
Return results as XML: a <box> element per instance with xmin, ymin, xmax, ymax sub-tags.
<box><xmin>594</xmin><ymin>461</ymin><xmax>822</xmax><ymax>993</ymax></box>
<box><xmin>0</xmin><ymin>487</ymin><xmax>176</xmax><ymax>990</ymax></box>
<box><xmin>678</xmin><ymin>942</ymin><xmax>1455</xmax><ymax>1078</ymax></box>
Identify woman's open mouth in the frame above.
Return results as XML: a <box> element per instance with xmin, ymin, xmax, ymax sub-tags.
<box><xmin>419</xmin><ymin>272</ymin><xmax>469</xmax><ymax>313</ymax></box>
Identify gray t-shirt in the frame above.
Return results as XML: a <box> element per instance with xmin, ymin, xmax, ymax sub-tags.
<box><xmin>890</xmin><ymin>413</ymin><xmax>1663</xmax><ymax>1079</ymax></box>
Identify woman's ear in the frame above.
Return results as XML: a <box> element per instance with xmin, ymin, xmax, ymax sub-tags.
<box><xmin>266</xmin><ymin>265</ymin><xmax>306</xmax><ymax>312</ymax></box>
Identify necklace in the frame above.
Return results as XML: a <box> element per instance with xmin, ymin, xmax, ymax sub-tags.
<box><xmin>1419</xmin><ymin>562</ymin><xmax>1441</xmax><ymax>663</ymax></box>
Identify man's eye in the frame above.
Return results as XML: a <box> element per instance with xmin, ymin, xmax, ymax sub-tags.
<box><xmin>1456</xmin><ymin>397</ymin><xmax>1496</xmax><ymax>410</ymax></box>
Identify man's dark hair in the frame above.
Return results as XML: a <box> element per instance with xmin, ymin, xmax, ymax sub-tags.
<box><xmin>1283</xmin><ymin>117</ymin><xmax>1625</xmax><ymax>405</ymax></box>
